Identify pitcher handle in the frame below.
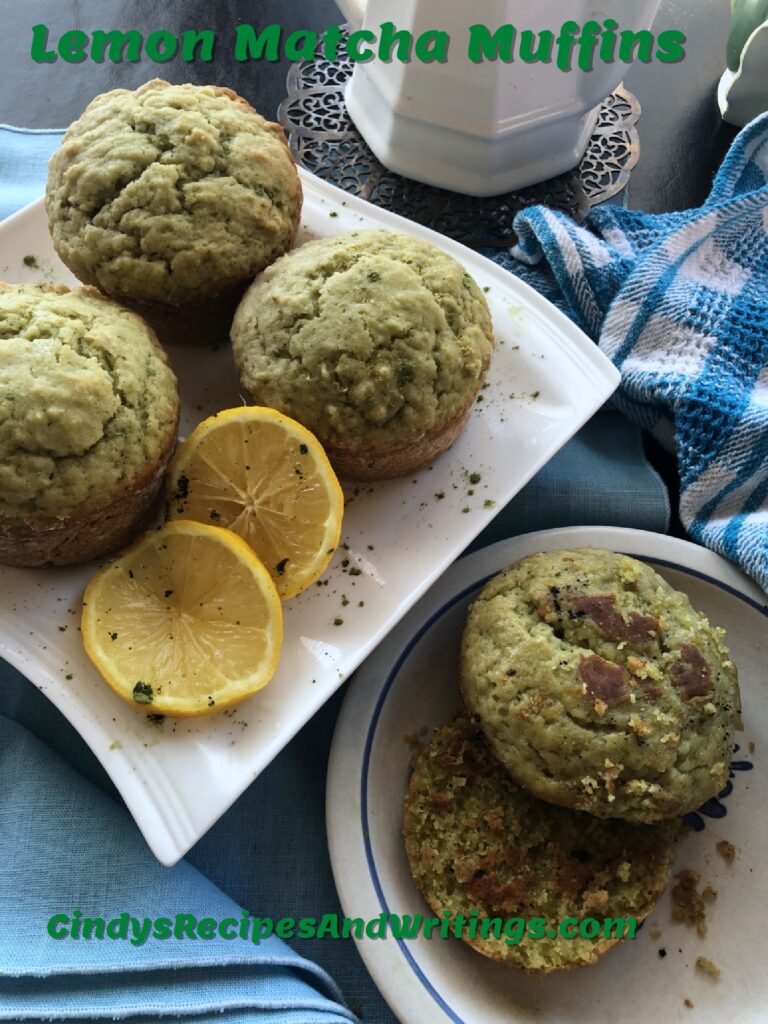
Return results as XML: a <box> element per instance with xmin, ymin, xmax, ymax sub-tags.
<box><xmin>335</xmin><ymin>0</ymin><xmax>367</xmax><ymax>30</ymax></box>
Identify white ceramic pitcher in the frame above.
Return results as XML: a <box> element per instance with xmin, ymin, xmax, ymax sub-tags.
<box><xmin>335</xmin><ymin>0</ymin><xmax>661</xmax><ymax>195</ymax></box>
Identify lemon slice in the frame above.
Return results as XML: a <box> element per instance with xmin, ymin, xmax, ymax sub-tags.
<box><xmin>166</xmin><ymin>407</ymin><xmax>344</xmax><ymax>599</ymax></box>
<box><xmin>82</xmin><ymin>521</ymin><xmax>283</xmax><ymax>717</ymax></box>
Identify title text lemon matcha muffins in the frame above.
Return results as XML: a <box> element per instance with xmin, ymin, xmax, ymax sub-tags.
<box><xmin>46</xmin><ymin>79</ymin><xmax>302</xmax><ymax>344</ymax></box>
<box><xmin>0</xmin><ymin>283</ymin><xmax>179</xmax><ymax>566</ymax></box>
<box><xmin>460</xmin><ymin>549</ymin><xmax>740</xmax><ymax>822</ymax></box>
<box><xmin>231</xmin><ymin>229</ymin><xmax>494</xmax><ymax>479</ymax></box>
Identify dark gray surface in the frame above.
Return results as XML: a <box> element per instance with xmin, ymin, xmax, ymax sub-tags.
<box><xmin>4</xmin><ymin>1</ymin><xmax>342</xmax><ymax>133</ymax></box>
<box><xmin>0</xmin><ymin>0</ymin><xmax>737</xmax><ymax>213</ymax></box>
<box><xmin>624</xmin><ymin>0</ymin><xmax>737</xmax><ymax>211</ymax></box>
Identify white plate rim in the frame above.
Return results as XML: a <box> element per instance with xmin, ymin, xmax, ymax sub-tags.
<box><xmin>326</xmin><ymin>525</ymin><xmax>767</xmax><ymax>1024</ymax></box>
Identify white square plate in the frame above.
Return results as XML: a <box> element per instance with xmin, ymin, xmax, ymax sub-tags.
<box><xmin>0</xmin><ymin>171</ymin><xmax>618</xmax><ymax>865</ymax></box>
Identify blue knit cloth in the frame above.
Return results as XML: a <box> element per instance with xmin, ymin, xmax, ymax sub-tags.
<box><xmin>509</xmin><ymin>114</ymin><xmax>768</xmax><ymax>593</ymax></box>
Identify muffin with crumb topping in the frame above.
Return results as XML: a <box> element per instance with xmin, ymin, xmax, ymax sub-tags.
<box><xmin>45</xmin><ymin>79</ymin><xmax>302</xmax><ymax>345</ymax></box>
<box><xmin>231</xmin><ymin>229</ymin><xmax>494</xmax><ymax>479</ymax></box>
<box><xmin>404</xmin><ymin>713</ymin><xmax>678</xmax><ymax>971</ymax></box>
<box><xmin>460</xmin><ymin>549</ymin><xmax>741</xmax><ymax>822</ymax></box>
<box><xmin>0</xmin><ymin>283</ymin><xmax>179</xmax><ymax>566</ymax></box>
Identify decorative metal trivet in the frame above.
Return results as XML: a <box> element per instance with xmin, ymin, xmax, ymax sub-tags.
<box><xmin>278</xmin><ymin>28</ymin><xmax>641</xmax><ymax>249</ymax></box>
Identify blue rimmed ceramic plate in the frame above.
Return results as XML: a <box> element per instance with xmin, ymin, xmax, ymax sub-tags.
<box><xmin>327</xmin><ymin>526</ymin><xmax>767</xmax><ymax>1024</ymax></box>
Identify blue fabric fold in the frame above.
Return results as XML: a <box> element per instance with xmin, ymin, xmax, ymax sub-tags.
<box><xmin>0</xmin><ymin>715</ymin><xmax>354</xmax><ymax>1023</ymax></box>
<box><xmin>510</xmin><ymin>114</ymin><xmax>768</xmax><ymax>592</ymax></box>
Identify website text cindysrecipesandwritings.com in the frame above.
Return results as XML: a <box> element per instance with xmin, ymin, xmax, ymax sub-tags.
<box><xmin>48</xmin><ymin>911</ymin><xmax>638</xmax><ymax>948</ymax></box>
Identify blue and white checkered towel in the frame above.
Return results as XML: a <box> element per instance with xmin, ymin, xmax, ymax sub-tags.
<box><xmin>511</xmin><ymin>113</ymin><xmax>768</xmax><ymax>593</ymax></box>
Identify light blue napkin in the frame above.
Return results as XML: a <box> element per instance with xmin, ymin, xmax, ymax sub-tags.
<box><xmin>0</xmin><ymin>124</ymin><xmax>670</xmax><ymax>1024</ymax></box>
<box><xmin>0</xmin><ymin>717</ymin><xmax>354</xmax><ymax>1024</ymax></box>
<box><xmin>0</xmin><ymin>125</ymin><xmax>61</xmax><ymax>221</ymax></box>
<box><xmin>511</xmin><ymin>114</ymin><xmax>768</xmax><ymax>593</ymax></box>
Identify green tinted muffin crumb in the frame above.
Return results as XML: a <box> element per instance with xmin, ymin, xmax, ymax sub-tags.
<box><xmin>132</xmin><ymin>682</ymin><xmax>154</xmax><ymax>705</ymax></box>
<box><xmin>404</xmin><ymin>714</ymin><xmax>678</xmax><ymax>972</ymax></box>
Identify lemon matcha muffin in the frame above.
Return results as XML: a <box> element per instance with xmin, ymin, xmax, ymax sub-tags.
<box><xmin>460</xmin><ymin>549</ymin><xmax>740</xmax><ymax>823</ymax></box>
<box><xmin>404</xmin><ymin>714</ymin><xmax>678</xmax><ymax>972</ymax></box>
<box><xmin>231</xmin><ymin>229</ymin><xmax>494</xmax><ymax>479</ymax></box>
<box><xmin>0</xmin><ymin>284</ymin><xmax>179</xmax><ymax>566</ymax></box>
<box><xmin>46</xmin><ymin>79</ymin><xmax>302</xmax><ymax>345</ymax></box>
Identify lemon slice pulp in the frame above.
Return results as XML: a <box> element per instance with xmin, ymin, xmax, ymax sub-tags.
<box><xmin>82</xmin><ymin>520</ymin><xmax>283</xmax><ymax>717</ymax></box>
<box><xmin>167</xmin><ymin>406</ymin><xmax>344</xmax><ymax>599</ymax></box>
